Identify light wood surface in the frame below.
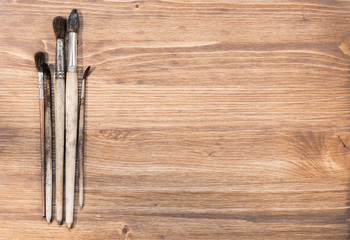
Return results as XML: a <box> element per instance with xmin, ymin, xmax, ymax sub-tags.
<box><xmin>1</xmin><ymin>0</ymin><xmax>350</xmax><ymax>239</ymax></box>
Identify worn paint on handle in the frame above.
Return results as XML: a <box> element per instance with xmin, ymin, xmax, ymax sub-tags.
<box><xmin>65</xmin><ymin>71</ymin><xmax>78</xmax><ymax>228</ymax></box>
<box><xmin>55</xmin><ymin>77</ymin><xmax>65</xmax><ymax>224</ymax></box>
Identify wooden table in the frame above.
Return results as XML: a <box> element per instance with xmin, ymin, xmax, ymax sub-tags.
<box><xmin>1</xmin><ymin>0</ymin><xmax>350</xmax><ymax>239</ymax></box>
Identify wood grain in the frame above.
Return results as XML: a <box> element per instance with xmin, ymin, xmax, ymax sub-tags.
<box><xmin>1</xmin><ymin>0</ymin><xmax>350</xmax><ymax>239</ymax></box>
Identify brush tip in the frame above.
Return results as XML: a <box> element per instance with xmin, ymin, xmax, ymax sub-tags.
<box><xmin>34</xmin><ymin>52</ymin><xmax>45</xmax><ymax>72</ymax></box>
<box><xmin>66</xmin><ymin>222</ymin><xmax>73</xmax><ymax>228</ymax></box>
<box><xmin>43</xmin><ymin>63</ymin><xmax>51</xmax><ymax>78</ymax></box>
<box><xmin>83</xmin><ymin>66</ymin><xmax>91</xmax><ymax>79</ymax></box>
<box><xmin>68</xmin><ymin>9</ymin><xmax>79</xmax><ymax>32</ymax></box>
<box><xmin>53</xmin><ymin>16</ymin><xmax>67</xmax><ymax>38</ymax></box>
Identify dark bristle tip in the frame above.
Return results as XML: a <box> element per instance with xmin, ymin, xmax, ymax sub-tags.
<box><xmin>43</xmin><ymin>63</ymin><xmax>51</xmax><ymax>79</ymax></box>
<box><xmin>53</xmin><ymin>16</ymin><xmax>67</xmax><ymax>39</ymax></box>
<box><xmin>83</xmin><ymin>66</ymin><xmax>91</xmax><ymax>79</ymax></box>
<box><xmin>68</xmin><ymin>9</ymin><xmax>79</xmax><ymax>32</ymax></box>
<box><xmin>34</xmin><ymin>52</ymin><xmax>45</xmax><ymax>72</ymax></box>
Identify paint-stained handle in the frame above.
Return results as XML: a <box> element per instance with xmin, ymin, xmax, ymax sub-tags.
<box><xmin>44</xmin><ymin>79</ymin><xmax>52</xmax><ymax>222</ymax></box>
<box><xmin>78</xmin><ymin>77</ymin><xmax>86</xmax><ymax>208</ymax></box>
<box><xmin>39</xmin><ymin>93</ymin><xmax>45</xmax><ymax>217</ymax></box>
<box><xmin>65</xmin><ymin>71</ymin><xmax>78</xmax><ymax>228</ymax></box>
<box><xmin>55</xmin><ymin>77</ymin><xmax>65</xmax><ymax>224</ymax></box>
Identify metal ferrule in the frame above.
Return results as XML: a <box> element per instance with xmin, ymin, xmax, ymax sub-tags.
<box><xmin>67</xmin><ymin>32</ymin><xmax>77</xmax><ymax>72</ymax></box>
<box><xmin>38</xmin><ymin>72</ymin><xmax>44</xmax><ymax>99</ymax></box>
<box><xmin>55</xmin><ymin>38</ymin><xmax>65</xmax><ymax>79</ymax></box>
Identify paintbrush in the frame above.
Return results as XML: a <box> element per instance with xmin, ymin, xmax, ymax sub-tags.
<box><xmin>34</xmin><ymin>52</ymin><xmax>46</xmax><ymax>217</ymax></box>
<box><xmin>66</xmin><ymin>9</ymin><xmax>79</xmax><ymax>228</ymax></box>
<box><xmin>78</xmin><ymin>66</ymin><xmax>91</xmax><ymax>209</ymax></box>
<box><xmin>43</xmin><ymin>63</ymin><xmax>52</xmax><ymax>223</ymax></box>
<box><xmin>52</xmin><ymin>16</ymin><xmax>66</xmax><ymax>225</ymax></box>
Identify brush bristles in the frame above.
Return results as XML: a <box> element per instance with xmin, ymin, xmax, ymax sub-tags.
<box><xmin>68</xmin><ymin>9</ymin><xmax>79</xmax><ymax>32</ymax></box>
<box><xmin>34</xmin><ymin>52</ymin><xmax>46</xmax><ymax>72</ymax></box>
<box><xmin>43</xmin><ymin>63</ymin><xmax>51</xmax><ymax>80</ymax></box>
<box><xmin>53</xmin><ymin>16</ymin><xmax>67</xmax><ymax>39</ymax></box>
<box><xmin>83</xmin><ymin>66</ymin><xmax>91</xmax><ymax>79</ymax></box>
<box><xmin>43</xmin><ymin>63</ymin><xmax>51</xmax><ymax>107</ymax></box>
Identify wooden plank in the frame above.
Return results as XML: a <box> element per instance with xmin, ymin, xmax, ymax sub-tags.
<box><xmin>0</xmin><ymin>0</ymin><xmax>350</xmax><ymax>239</ymax></box>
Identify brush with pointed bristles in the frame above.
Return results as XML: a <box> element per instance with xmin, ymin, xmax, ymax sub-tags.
<box><xmin>43</xmin><ymin>63</ymin><xmax>53</xmax><ymax>223</ymax></box>
<box><xmin>34</xmin><ymin>51</ymin><xmax>46</xmax><ymax>218</ymax></box>
<box><xmin>78</xmin><ymin>66</ymin><xmax>91</xmax><ymax>209</ymax></box>
<box><xmin>66</xmin><ymin>8</ymin><xmax>79</xmax><ymax>229</ymax></box>
<box><xmin>52</xmin><ymin>16</ymin><xmax>66</xmax><ymax>225</ymax></box>
<box><xmin>68</xmin><ymin>9</ymin><xmax>79</xmax><ymax>33</ymax></box>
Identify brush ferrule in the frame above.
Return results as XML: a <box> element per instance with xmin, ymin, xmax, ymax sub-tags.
<box><xmin>67</xmin><ymin>32</ymin><xmax>77</xmax><ymax>72</ymax></box>
<box><xmin>38</xmin><ymin>72</ymin><xmax>44</xmax><ymax>99</ymax></box>
<box><xmin>55</xmin><ymin>38</ymin><xmax>65</xmax><ymax>79</ymax></box>
<box><xmin>39</xmin><ymin>72</ymin><xmax>44</xmax><ymax>88</ymax></box>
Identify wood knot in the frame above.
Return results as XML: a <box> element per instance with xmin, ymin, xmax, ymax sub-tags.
<box><xmin>284</xmin><ymin>132</ymin><xmax>350</xmax><ymax>178</ymax></box>
<box><xmin>122</xmin><ymin>225</ymin><xmax>129</xmax><ymax>234</ymax></box>
<box><xmin>339</xmin><ymin>41</ymin><xmax>350</xmax><ymax>56</ymax></box>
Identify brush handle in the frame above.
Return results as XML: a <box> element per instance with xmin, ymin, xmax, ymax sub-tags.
<box><xmin>39</xmin><ymin>88</ymin><xmax>45</xmax><ymax>217</ymax></box>
<box><xmin>54</xmin><ymin>77</ymin><xmax>65</xmax><ymax>224</ymax></box>
<box><xmin>45</xmin><ymin>77</ymin><xmax>52</xmax><ymax>223</ymax></box>
<box><xmin>65</xmin><ymin>71</ymin><xmax>78</xmax><ymax>228</ymax></box>
<box><xmin>78</xmin><ymin>77</ymin><xmax>86</xmax><ymax>208</ymax></box>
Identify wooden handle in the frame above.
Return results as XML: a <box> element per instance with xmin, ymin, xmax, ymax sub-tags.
<box><xmin>78</xmin><ymin>77</ymin><xmax>86</xmax><ymax>208</ymax></box>
<box><xmin>65</xmin><ymin>71</ymin><xmax>78</xmax><ymax>228</ymax></box>
<box><xmin>54</xmin><ymin>77</ymin><xmax>65</xmax><ymax>224</ymax></box>
<box><xmin>44</xmin><ymin>78</ymin><xmax>52</xmax><ymax>222</ymax></box>
<box><xmin>39</xmin><ymin>90</ymin><xmax>45</xmax><ymax>217</ymax></box>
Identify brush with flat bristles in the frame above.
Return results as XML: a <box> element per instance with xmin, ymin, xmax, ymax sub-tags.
<box><xmin>78</xmin><ymin>66</ymin><xmax>91</xmax><ymax>209</ymax></box>
<box><xmin>43</xmin><ymin>63</ymin><xmax>52</xmax><ymax>223</ymax></box>
<box><xmin>52</xmin><ymin>16</ymin><xmax>66</xmax><ymax>225</ymax></box>
<box><xmin>66</xmin><ymin>8</ymin><xmax>79</xmax><ymax>229</ymax></box>
<box><xmin>34</xmin><ymin>51</ymin><xmax>46</xmax><ymax>218</ymax></box>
